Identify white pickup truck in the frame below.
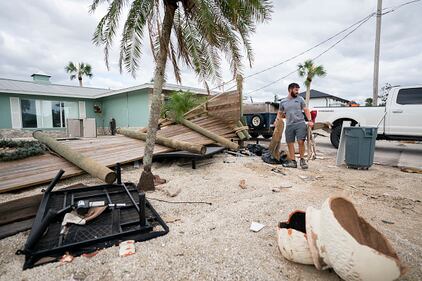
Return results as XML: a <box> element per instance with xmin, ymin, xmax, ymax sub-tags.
<box><xmin>314</xmin><ymin>85</ymin><xmax>422</xmax><ymax>148</ymax></box>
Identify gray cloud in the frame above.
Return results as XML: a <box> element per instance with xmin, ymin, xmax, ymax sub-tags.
<box><xmin>0</xmin><ymin>0</ymin><xmax>421</xmax><ymax>104</ymax></box>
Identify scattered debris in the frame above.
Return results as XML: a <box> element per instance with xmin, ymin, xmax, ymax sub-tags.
<box><xmin>18</xmin><ymin>169</ymin><xmax>169</xmax><ymax>269</ymax></box>
<box><xmin>119</xmin><ymin>240</ymin><xmax>136</xmax><ymax>257</ymax></box>
<box><xmin>400</xmin><ymin>167</ymin><xmax>422</xmax><ymax>174</ymax></box>
<box><xmin>239</xmin><ymin>179</ymin><xmax>247</xmax><ymax>189</ymax></box>
<box><xmin>153</xmin><ymin>175</ymin><xmax>167</xmax><ymax>186</ymax></box>
<box><xmin>250</xmin><ymin>222</ymin><xmax>265</xmax><ymax>232</ymax></box>
<box><xmin>60</xmin><ymin>253</ymin><xmax>74</xmax><ymax>264</ymax></box>
<box><xmin>162</xmin><ymin>215</ymin><xmax>181</xmax><ymax>224</ymax></box>
<box><xmin>246</xmin><ymin>144</ymin><xmax>265</xmax><ymax>156</ymax></box>
<box><xmin>271</xmin><ymin>167</ymin><xmax>286</xmax><ymax>175</ymax></box>
<box><xmin>165</xmin><ymin>186</ymin><xmax>181</xmax><ymax>197</ymax></box>
<box><xmin>298</xmin><ymin>175</ymin><xmax>309</xmax><ymax>181</ymax></box>
<box><xmin>381</xmin><ymin>220</ymin><xmax>395</xmax><ymax>225</ymax></box>
<box><xmin>82</xmin><ymin>251</ymin><xmax>99</xmax><ymax>258</ymax></box>
<box><xmin>247</xmin><ymin>144</ymin><xmax>288</xmax><ymax>165</ymax></box>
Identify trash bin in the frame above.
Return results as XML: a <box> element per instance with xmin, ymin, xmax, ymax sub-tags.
<box><xmin>344</xmin><ymin>127</ymin><xmax>377</xmax><ymax>169</ymax></box>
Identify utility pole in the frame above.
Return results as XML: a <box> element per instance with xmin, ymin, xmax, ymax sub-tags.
<box><xmin>373</xmin><ymin>0</ymin><xmax>382</xmax><ymax>106</ymax></box>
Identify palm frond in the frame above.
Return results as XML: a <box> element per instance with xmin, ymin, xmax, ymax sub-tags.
<box><xmin>92</xmin><ymin>0</ymin><xmax>127</xmax><ymax>69</ymax></box>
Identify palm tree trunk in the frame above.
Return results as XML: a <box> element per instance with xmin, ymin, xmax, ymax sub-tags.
<box><xmin>305</xmin><ymin>83</ymin><xmax>311</xmax><ymax>107</ymax></box>
<box><xmin>138</xmin><ymin>3</ymin><xmax>176</xmax><ymax>191</ymax></box>
<box><xmin>79</xmin><ymin>77</ymin><xmax>83</xmax><ymax>87</ymax></box>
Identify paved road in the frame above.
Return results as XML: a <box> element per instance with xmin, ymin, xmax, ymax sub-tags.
<box><xmin>314</xmin><ymin>136</ymin><xmax>422</xmax><ymax>170</ymax></box>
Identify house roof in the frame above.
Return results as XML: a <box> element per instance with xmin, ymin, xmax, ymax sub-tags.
<box><xmin>96</xmin><ymin>82</ymin><xmax>217</xmax><ymax>98</ymax></box>
<box><xmin>0</xmin><ymin>77</ymin><xmax>109</xmax><ymax>99</ymax></box>
<box><xmin>299</xmin><ymin>89</ymin><xmax>349</xmax><ymax>103</ymax></box>
<box><xmin>0</xmin><ymin>77</ymin><xmax>216</xmax><ymax>99</ymax></box>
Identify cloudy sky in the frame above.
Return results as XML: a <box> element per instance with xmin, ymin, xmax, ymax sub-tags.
<box><xmin>0</xmin><ymin>0</ymin><xmax>421</xmax><ymax>103</ymax></box>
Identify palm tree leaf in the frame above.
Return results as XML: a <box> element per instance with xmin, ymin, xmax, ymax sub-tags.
<box><xmin>92</xmin><ymin>0</ymin><xmax>127</xmax><ymax>69</ymax></box>
<box><xmin>118</xmin><ymin>0</ymin><xmax>154</xmax><ymax>76</ymax></box>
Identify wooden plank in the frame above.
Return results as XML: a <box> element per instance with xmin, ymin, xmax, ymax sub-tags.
<box><xmin>0</xmin><ymin>219</ymin><xmax>34</xmax><ymax>240</ymax></box>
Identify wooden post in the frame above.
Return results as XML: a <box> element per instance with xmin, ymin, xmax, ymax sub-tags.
<box><xmin>238</xmin><ymin>120</ymin><xmax>251</xmax><ymax>139</ymax></box>
<box><xmin>33</xmin><ymin>131</ymin><xmax>116</xmax><ymax>183</ymax></box>
<box><xmin>117</xmin><ymin>128</ymin><xmax>206</xmax><ymax>155</ymax></box>
<box><xmin>180</xmin><ymin>118</ymin><xmax>239</xmax><ymax>150</ymax></box>
<box><xmin>236</xmin><ymin>74</ymin><xmax>244</xmax><ymax>121</ymax></box>
<box><xmin>268</xmin><ymin>118</ymin><xmax>284</xmax><ymax>160</ymax></box>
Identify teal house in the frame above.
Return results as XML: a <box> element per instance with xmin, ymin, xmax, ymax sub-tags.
<box><xmin>0</xmin><ymin>73</ymin><xmax>210</xmax><ymax>137</ymax></box>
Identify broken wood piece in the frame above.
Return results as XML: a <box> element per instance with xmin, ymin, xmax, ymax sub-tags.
<box><xmin>238</xmin><ymin>121</ymin><xmax>251</xmax><ymax>139</ymax></box>
<box><xmin>269</xmin><ymin>118</ymin><xmax>284</xmax><ymax>160</ymax></box>
<box><xmin>239</xmin><ymin>179</ymin><xmax>247</xmax><ymax>189</ymax></box>
<box><xmin>33</xmin><ymin>131</ymin><xmax>116</xmax><ymax>184</ymax></box>
<box><xmin>117</xmin><ymin>128</ymin><xmax>206</xmax><ymax>155</ymax></box>
<box><xmin>400</xmin><ymin>167</ymin><xmax>422</xmax><ymax>174</ymax></box>
<box><xmin>153</xmin><ymin>175</ymin><xmax>167</xmax><ymax>186</ymax></box>
<box><xmin>180</xmin><ymin>118</ymin><xmax>239</xmax><ymax>150</ymax></box>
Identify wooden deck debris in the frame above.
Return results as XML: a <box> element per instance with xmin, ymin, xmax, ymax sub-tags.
<box><xmin>0</xmin><ymin>116</ymin><xmax>237</xmax><ymax>193</ymax></box>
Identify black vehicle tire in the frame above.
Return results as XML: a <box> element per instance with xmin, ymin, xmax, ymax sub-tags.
<box><xmin>250</xmin><ymin>114</ymin><xmax>264</xmax><ymax>129</ymax></box>
<box><xmin>263</xmin><ymin>133</ymin><xmax>272</xmax><ymax>139</ymax></box>
<box><xmin>330</xmin><ymin>124</ymin><xmax>342</xmax><ymax>149</ymax></box>
<box><xmin>250</xmin><ymin>132</ymin><xmax>259</xmax><ymax>138</ymax></box>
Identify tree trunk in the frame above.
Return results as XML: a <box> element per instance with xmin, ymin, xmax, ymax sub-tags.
<box><xmin>78</xmin><ymin>77</ymin><xmax>83</xmax><ymax>87</ymax></box>
<box><xmin>33</xmin><ymin>131</ymin><xmax>116</xmax><ymax>183</ymax></box>
<box><xmin>117</xmin><ymin>128</ymin><xmax>206</xmax><ymax>155</ymax></box>
<box><xmin>180</xmin><ymin>118</ymin><xmax>239</xmax><ymax>150</ymax></box>
<box><xmin>138</xmin><ymin>3</ymin><xmax>177</xmax><ymax>191</ymax></box>
<box><xmin>305</xmin><ymin>83</ymin><xmax>311</xmax><ymax>107</ymax></box>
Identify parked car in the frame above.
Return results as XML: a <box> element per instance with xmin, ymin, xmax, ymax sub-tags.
<box><xmin>313</xmin><ymin>85</ymin><xmax>422</xmax><ymax>148</ymax></box>
<box><xmin>244</xmin><ymin>102</ymin><xmax>278</xmax><ymax>138</ymax></box>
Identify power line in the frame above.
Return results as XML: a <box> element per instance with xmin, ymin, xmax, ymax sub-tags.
<box><xmin>245</xmin><ymin>14</ymin><xmax>375</xmax><ymax>95</ymax></box>
<box><xmin>210</xmin><ymin>0</ymin><xmax>421</xmax><ymax>95</ymax></box>
<box><xmin>244</xmin><ymin>0</ymin><xmax>421</xmax><ymax>96</ymax></box>
<box><xmin>243</xmin><ymin>13</ymin><xmax>376</xmax><ymax>80</ymax></box>
<box><xmin>382</xmin><ymin>0</ymin><xmax>421</xmax><ymax>14</ymax></box>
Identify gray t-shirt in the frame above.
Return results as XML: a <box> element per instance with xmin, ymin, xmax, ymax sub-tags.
<box><xmin>279</xmin><ymin>96</ymin><xmax>306</xmax><ymax>126</ymax></box>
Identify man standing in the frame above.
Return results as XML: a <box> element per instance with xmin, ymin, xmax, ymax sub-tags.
<box><xmin>276</xmin><ymin>83</ymin><xmax>313</xmax><ymax>169</ymax></box>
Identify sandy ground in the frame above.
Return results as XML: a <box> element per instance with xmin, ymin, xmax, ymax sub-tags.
<box><xmin>0</xmin><ymin>148</ymin><xmax>421</xmax><ymax>281</ymax></box>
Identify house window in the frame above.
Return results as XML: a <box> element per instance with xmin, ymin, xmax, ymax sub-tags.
<box><xmin>52</xmin><ymin>101</ymin><xmax>64</xmax><ymax>127</ymax></box>
<box><xmin>21</xmin><ymin>99</ymin><xmax>38</xmax><ymax>128</ymax></box>
<box><xmin>14</xmin><ymin>98</ymin><xmax>79</xmax><ymax>129</ymax></box>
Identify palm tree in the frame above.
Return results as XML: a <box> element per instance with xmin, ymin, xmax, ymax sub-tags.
<box><xmin>297</xmin><ymin>59</ymin><xmax>326</xmax><ymax>107</ymax></box>
<box><xmin>90</xmin><ymin>0</ymin><xmax>272</xmax><ymax>191</ymax></box>
<box><xmin>161</xmin><ymin>91</ymin><xmax>206</xmax><ymax>122</ymax></box>
<box><xmin>65</xmin><ymin>62</ymin><xmax>93</xmax><ymax>87</ymax></box>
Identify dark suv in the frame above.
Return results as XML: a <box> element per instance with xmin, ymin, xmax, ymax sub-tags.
<box><xmin>244</xmin><ymin>102</ymin><xmax>278</xmax><ymax>138</ymax></box>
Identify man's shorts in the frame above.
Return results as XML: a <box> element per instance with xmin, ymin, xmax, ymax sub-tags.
<box><xmin>285</xmin><ymin>122</ymin><xmax>307</xmax><ymax>143</ymax></box>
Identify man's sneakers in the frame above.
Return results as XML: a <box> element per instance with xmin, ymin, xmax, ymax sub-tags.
<box><xmin>283</xmin><ymin>158</ymin><xmax>309</xmax><ymax>169</ymax></box>
<box><xmin>283</xmin><ymin>160</ymin><xmax>297</xmax><ymax>168</ymax></box>
<box><xmin>300</xmin><ymin>158</ymin><xmax>308</xmax><ymax>169</ymax></box>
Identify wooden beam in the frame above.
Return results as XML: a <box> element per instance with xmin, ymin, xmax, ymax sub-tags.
<box><xmin>269</xmin><ymin>118</ymin><xmax>285</xmax><ymax>160</ymax></box>
<box><xmin>180</xmin><ymin>119</ymin><xmax>239</xmax><ymax>150</ymax></box>
<box><xmin>33</xmin><ymin>131</ymin><xmax>116</xmax><ymax>183</ymax></box>
<box><xmin>117</xmin><ymin>128</ymin><xmax>206</xmax><ymax>155</ymax></box>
